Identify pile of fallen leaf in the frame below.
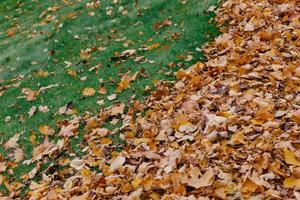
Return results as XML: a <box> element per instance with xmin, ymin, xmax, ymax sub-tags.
<box><xmin>3</xmin><ymin>0</ymin><xmax>300</xmax><ymax>199</ymax></box>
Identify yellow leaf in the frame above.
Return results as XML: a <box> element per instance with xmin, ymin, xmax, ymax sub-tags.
<box><xmin>284</xmin><ymin>149</ymin><xmax>300</xmax><ymax>166</ymax></box>
<box><xmin>116</xmin><ymin>72</ymin><xmax>138</xmax><ymax>93</ymax></box>
<box><xmin>131</xmin><ymin>178</ymin><xmax>142</xmax><ymax>189</ymax></box>
<box><xmin>39</xmin><ymin>125</ymin><xmax>55</xmax><ymax>135</ymax></box>
<box><xmin>67</xmin><ymin>69</ymin><xmax>77</xmax><ymax>77</ymax></box>
<box><xmin>241</xmin><ymin>178</ymin><xmax>263</xmax><ymax>197</ymax></box>
<box><xmin>283</xmin><ymin>177</ymin><xmax>300</xmax><ymax>188</ymax></box>
<box><xmin>101</xmin><ymin>137</ymin><xmax>112</xmax><ymax>145</ymax></box>
<box><xmin>230</xmin><ymin>132</ymin><xmax>245</xmax><ymax>145</ymax></box>
<box><xmin>82</xmin><ymin>87</ymin><xmax>95</xmax><ymax>96</ymax></box>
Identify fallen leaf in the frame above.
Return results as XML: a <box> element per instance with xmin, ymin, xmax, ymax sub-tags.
<box><xmin>21</xmin><ymin>88</ymin><xmax>38</xmax><ymax>101</ymax></box>
<box><xmin>292</xmin><ymin>110</ymin><xmax>300</xmax><ymax>124</ymax></box>
<box><xmin>59</xmin><ymin>122</ymin><xmax>79</xmax><ymax>137</ymax></box>
<box><xmin>28</xmin><ymin>106</ymin><xmax>37</xmax><ymax>117</ymax></box>
<box><xmin>117</xmin><ymin>72</ymin><xmax>138</xmax><ymax>93</ymax></box>
<box><xmin>32</xmin><ymin>137</ymin><xmax>55</xmax><ymax>161</ymax></box>
<box><xmin>284</xmin><ymin>149</ymin><xmax>300</xmax><ymax>166</ymax></box>
<box><xmin>0</xmin><ymin>162</ymin><xmax>6</xmax><ymax>172</ymax></box>
<box><xmin>187</xmin><ymin>167</ymin><xmax>215</xmax><ymax>188</ymax></box>
<box><xmin>4</xmin><ymin>134</ymin><xmax>20</xmax><ymax>149</ymax></box>
<box><xmin>39</xmin><ymin>105</ymin><xmax>49</xmax><ymax>113</ymax></box>
<box><xmin>70</xmin><ymin>158</ymin><xmax>85</xmax><ymax>170</ymax></box>
<box><xmin>98</xmin><ymin>87</ymin><xmax>107</xmax><ymax>94</ymax></box>
<box><xmin>283</xmin><ymin>177</ymin><xmax>300</xmax><ymax>189</ymax></box>
<box><xmin>82</xmin><ymin>87</ymin><xmax>96</xmax><ymax>96</ymax></box>
<box><xmin>14</xmin><ymin>148</ymin><xmax>24</xmax><ymax>162</ymax></box>
<box><xmin>110</xmin><ymin>103</ymin><xmax>125</xmax><ymax>116</ymax></box>
<box><xmin>107</xmin><ymin>93</ymin><xmax>117</xmax><ymax>101</ymax></box>
<box><xmin>7</xmin><ymin>29</ymin><xmax>15</xmax><ymax>37</ymax></box>
<box><xmin>39</xmin><ymin>125</ymin><xmax>55</xmax><ymax>135</ymax></box>
<box><xmin>110</xmin><ymin>156</ymin><xmax>126</xmax><ymax>171</ymax></box>
<box><xmin>241</xmin><ymin>177</ymin><xmax>263</xmax><ymax>197</ymax></box>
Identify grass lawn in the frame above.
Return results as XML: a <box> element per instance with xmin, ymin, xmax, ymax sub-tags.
<box><xmin>0</xmin><ymin>0</ymin><xmax>219</xmax><ymax>194</ymax></box>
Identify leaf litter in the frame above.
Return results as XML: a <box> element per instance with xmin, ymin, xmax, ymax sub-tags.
<box><xmin>2</xmin><ymin>0</ymin><xmax>300</xmax><ymax>199</ymax></box>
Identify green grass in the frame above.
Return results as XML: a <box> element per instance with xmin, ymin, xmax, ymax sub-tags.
<box><xmin>0</xmin><ymin>0</ymin><xmax>219</xmax><ymax>193</ymax></box>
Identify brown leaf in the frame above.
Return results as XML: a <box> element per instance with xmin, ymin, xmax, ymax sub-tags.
<box><xmin>117</xmin><ymin>72</ymin><xmax>138</xmax><ymax>93</ymax></box>
<box><xmin>110</xmin><ymin>156</ymin><xmax>126</xmax><ymax>171</ymax></box>
<box><xmin>59</xmin><ymin>122</ymin><xmax>79</xmax><ymax>137</ymax></box>
<box><xmin>39</xmin><ymin>125</ymin><xmax>55</xmax><ymax>135</ymax></box>
<box><xmin>32</xmin><ymin>137</ymin><xmax>55</xmax><ymax>161</ymax></box>
<box><xmin>14</xmin><ymin>148</ymin><xmax>24</xmax><ymax>162</ymax></box>
<box><xmin>4</xmin><ymin>134</ymin><xmax>20</xmax><ymax>149</ymax></box>
<box><xmin>21</xmin><ymin>88</ymin><xmax>38</xmax><ymax>101</ymax></box>
<box><xmin>110</xmin><ymin>103</ymin><xmax>125</xmax><ymax>116</ymax></box>
<box><xmin>98</xmin><ymin>87</ymin><xmax>107</xmax><ymax>94</ymax></box>
<box><xmin>186</xmin><ymin>167</ymin><xmax>215</xmax><ymax>188</ymax></box>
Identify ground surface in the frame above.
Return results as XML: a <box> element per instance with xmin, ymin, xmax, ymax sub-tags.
<box><xmin>0</xmin><ymin>0</ymin><xmax>219</xmax><ymax>196</ymax></box>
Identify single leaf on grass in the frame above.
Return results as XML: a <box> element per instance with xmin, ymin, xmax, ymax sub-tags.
<box><xmin>4</xmin><ymin>134</ymin><xmax>20</xmax><ymax>149</ymax></box>
<box><xmin>14</xmin><ymin>148</ymin><xmax>24</xmax><ymax>162</ymax></box>
<box><xmin>116</xmin><ymin>72</ymin><xmax>138</xmax><ymax>93</ymax></box>
<box><xmin>28</xmin><ymin>106</ymin><xmax>37</xmax><ymax>117</ymax></box>
<box><xmin>39</xmin><ymin>125</ymin><xmax>55</xmax><ymax>135</ymax></box>
<box><xmin>98</xmin><ymin>87</ymin><xmax>107</xmax><ymax>94</ymax></box>
<box><xmin>21</xmin><ymin>88</ymin><xmax>38</xmax><ymax>101</ymax></box>
<box><xmin>82</xmin><ymin>87</ymin><xmax>96</xmax><ymax>96</ymax></box>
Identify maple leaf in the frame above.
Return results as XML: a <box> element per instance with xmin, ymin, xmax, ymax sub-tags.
<box><xmin>116</xmin><ymin>72</ymin><xmax>138</xmax><ymax>93</ymax></box>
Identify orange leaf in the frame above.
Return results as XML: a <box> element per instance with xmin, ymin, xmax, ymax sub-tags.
<box><xmin>39</xmin><ymin>125</ymin><xmax>55</xmax><ymax>135</ymax></box>
<box><xmin>82</xmin><ymin>87</ymin><xmax>95</xmax><ymax>96</ymax></box>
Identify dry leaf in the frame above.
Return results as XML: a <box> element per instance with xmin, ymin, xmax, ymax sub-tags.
<box><xmin>292</xmin><ymin>110</ymin><xmax>300</xmax><ymax>124</ymax></box>
<box><xmin>0</xmin><ymin>162</ymin><xmax>6</xmax><ymax>172</ymax></box>
<box><xmin>284</xmin><ymin>149</ymin><xmax>300</xmax><ymax>166</ymax></box>
<box><xmin>4</xmin><ymin>134</ymin><xmax>20</xmax><ymax>149</ymax></box>
<box><xmin>107</xmin><ymin>93</ymin><xmax>117</xmax><ymax>100</ymax></box>
<box><xmin>28</xmin><ymin>106</ymin><xmax>37</xmax><ymax>117</ymax></box>
<box><xmin>110</xmin><ymin>156</ymin><xmax>126</xmax><ymax>171</ymax></box>
<box><xmin>70</xmin><ymin>158</ymin><xmax>85</xmax><ymax>170</ymax></box>
<box><xmin>32</xmin><ymin>137</ymin><xmax>55</xmax><ymax>160</ymax></box>
<box><xmin>241</xmin><ymin>177</ymin><xmax>263</xmax><ymax>197</ymax></box>
<box><xmin>59</xmin><ymin>122</ymin><xmax>79</xmax><ymax>137</ymax></box>
<box><xmin>187</xmin><ymin>167</ymin><xmax>215</xmax><ymax>188</ymax></box>
<box><xmin>39</xmin><ymin>125</ymin><xmax>55</xmax><ymax>135</ymax></box>
<box><xmin>117</xmin><ymin>72</ymin><xmax>138</xmax><ymax>93</ymax></box>
<box><xmin>283</xmin><ymin>177</ymin><xmax>300</xmax><ymax>189</ymax></box>
<box><xmin>22</xmin><ymin>88</ymin><xmax>38</xmax><ymax>101</ymax></box>
<box><xmin>38</xmin><ymin>105</ymin><xmax>49</xmax><ymax>113</ymax></box>
<box><xmin>82</xmin><ymin>87</ymin><xmax>96</xmax><ymax>96</ymax></box>
<box><xmin>110</xmin><ymin>103</ymin><xmax>125</xmax><ymax>116</ymax></box>
<box><xmin>14</xmin><ymin>148</ymin><xmax>24</xmax><ymax>162</ymax></box>
<box><xmin>98</xmin><ymin>87</ymin><xmax>107</xmax><ymax>94</ymax></box>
